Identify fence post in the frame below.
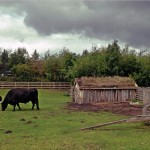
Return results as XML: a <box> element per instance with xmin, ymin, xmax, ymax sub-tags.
<box><xmin>53</xmin><ymin>82</ymin><xmax>55</xmax><ymax>89</ymax></box>
<box><xmin>59</xmin><ymin>82</ymin><xmax>61</xmax><ymax>89</ymax></box>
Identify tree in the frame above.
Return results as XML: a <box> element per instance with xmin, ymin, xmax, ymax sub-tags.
<box><xmin>31</xmin><ymin>49</ymin><xmax>39</xmax><ymax>60</ymax></box>
<box><xmin>133</xmin><ymin>54</ymin><xmax>150</xmax><ymax>86</ymax></box>
<box><xmin>9</xmin><ymin>47</ymin><xmax>29</xmax><ymax>68</ymax></box>
<box><xmin>105</xmin><ymin>40</ymin><xmax>121</xmax><ymax>76</ymax></box>
<box><xmin>119</xmin><ymin>53</ymin><xmax>141</xmax><ymax>76</ymax></box>
<box><xmin>28</xmin><ymin>59</ymin><xmax>45</xmax><ymax>81</ymax></box>
<box><xmin>44</xmin><ymin>54</ymin><xmax>63</xmax><ymax>81</ymax></box>
<box><xmin>12</xmin><ymin>64</ymin><xmax>32</xmax><ymax>81</ymax></box>
<box><xmin>43</xmin><ymin>49</ymin><xmax>51</xmax><ymax>60</ymax></box>
<box><xmin>1</xmin><ymin>49</ymin><xmax>9</xmax><ymax>64</ymax></box>
<box><xmin>68</xmin><ymin>49</ymin><xmax>107</xmax><ymax>79</ymax></box>
<box><xmin>0</xmin><ymin>49</ymin><xmax>10</xmax><ymax>74</ymax></box>
<box><xmin>82</xmin><ymin>49</ymin><xmax>89</xmax><ymax>56</ymax></box>
<box><xmin>59</xmin><ymin>48</ymin><xmax>76</xmax><ymax>71</ymax></box>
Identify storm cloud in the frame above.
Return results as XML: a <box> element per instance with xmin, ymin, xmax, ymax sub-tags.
<box><xmin>1</xmin><ymin>0</ymin><xmax>150</xmax><ymax>50</ymax></box>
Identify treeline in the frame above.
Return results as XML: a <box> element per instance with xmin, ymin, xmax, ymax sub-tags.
<box><xmin>0</xmin><ymin>40</ymin><xmax>150</xmax><ymax>86</ymax></box>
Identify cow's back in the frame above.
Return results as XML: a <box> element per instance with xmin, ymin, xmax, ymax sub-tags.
<box><xmin>4</xmin><ymin>88</ymin><xmax>38</xmax><ymax>104</ymax></box>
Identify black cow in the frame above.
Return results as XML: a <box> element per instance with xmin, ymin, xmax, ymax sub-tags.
<box><xmin>0</xmin><ymin>88</ymin><xmax>40</xmax><ymax>111</ymax></box>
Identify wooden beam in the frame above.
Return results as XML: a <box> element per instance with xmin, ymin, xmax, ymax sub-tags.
<box><xmin>81</xmin><ymin>119</ymin><xmax>127</xmax><ymax>130</ymax></box>
<box><xmin>81</xmin><ymin>116</ymin><xmax>150</xmax><ymax>130</ymax></box>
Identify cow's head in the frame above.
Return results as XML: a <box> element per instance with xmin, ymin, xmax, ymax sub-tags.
<box><xmin>0</xmin><ymin>96</ymin><xmax>8</xmax><ymax>111</ymax></box>
<box><xmin>1</xmin><ymin>102</ymin><xmax>8</xmax><ymax>111</ymax></box>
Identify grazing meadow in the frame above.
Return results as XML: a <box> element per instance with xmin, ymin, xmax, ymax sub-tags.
<box><xmin>0</xmin><ymin>89</ymin><xmax>150</xmax><ymax>150</ymax></box>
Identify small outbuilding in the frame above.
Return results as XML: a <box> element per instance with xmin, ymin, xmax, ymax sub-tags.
<box><xmin>72</xmin><ymin>76</ymin><xmax>138</xmax><ymax>104</ymax></box>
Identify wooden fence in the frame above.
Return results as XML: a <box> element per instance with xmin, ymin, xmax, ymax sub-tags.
<box><xmin>136</xmin><ymin>87</ymin><xmax>150</xmax><ymax>104</ymax></box>
<box><xmin>136</xmin><ymin>88</ymin><xmax>144</xmax><ymax>101</ymax></box>
<box><xmin>136</xmin><ymin>87</ymin><xmax>150</xmax><ymax>115</ymax></box>
<box><xmin>0</xmin><ymin>82</ymin><xmax>71</xmax><ymax>89</ymax></box>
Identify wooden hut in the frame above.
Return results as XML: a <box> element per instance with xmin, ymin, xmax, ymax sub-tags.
<box><xmin>72</xmin><ymin>76</ymin><xmax>138</xmax><ymax>104</ymax></box>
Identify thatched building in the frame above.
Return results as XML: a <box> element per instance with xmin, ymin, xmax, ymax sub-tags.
<box><xmin>72</xmin><ymin>76</ymin><xmax>138</xmax><ymax>104</ymax></box>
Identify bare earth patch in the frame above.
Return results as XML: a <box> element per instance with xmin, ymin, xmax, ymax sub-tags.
<box><xmin>67</xmin><ymin>102</ymin><xmax>143</xmax><ymax>116</ymax></box>
<box><xmin>4</xmin><ymin>130</ymin><xmax>12</xmax><ymax>134</ymax></box>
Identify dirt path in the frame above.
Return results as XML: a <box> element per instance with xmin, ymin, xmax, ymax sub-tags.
<box><xmin>67</xmin><ymin>102</ymin><xmax>143</xmax><ymax>116</ymax></box>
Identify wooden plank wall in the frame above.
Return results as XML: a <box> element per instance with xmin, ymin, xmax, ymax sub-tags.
<box><xmin>73</xmin><ymin>88</ymin><xmax>137</xmax><ymax>104</ymax></box>
<box><xmin>82</xmin><ymin>89</ymin><xmax>136</xmax><ymax>103</ymax></box>
<box><xmin>0</xmin><ymin>82</ymin><xmax>71</xmax><ymax>89</ymax></box>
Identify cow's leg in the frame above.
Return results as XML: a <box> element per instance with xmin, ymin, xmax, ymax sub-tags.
<box><xmin>31</xmin><ymin>102</ymin><xmax>35</xmax><ymax>110</ymax></box>
<box><xmin>13</xmin><ymin>105</ymin><xmax>16</xmax><ymax>111</ymax></box>
<box><xmin>36</xmin><ymin>100</ymin><xmax>40</xmax><ymax>110</ymax></box>
<box><xmin>17</xmin><ymin>103</ymin><xmax>21</xmax><ymax>110</ymax></box>
<box><xmin>31</xmin><ymin>99</ymin><xmax>39</xmax><ymax>110</ymax></box>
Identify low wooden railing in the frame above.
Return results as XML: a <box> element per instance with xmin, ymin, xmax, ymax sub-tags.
<box><xmin>0</xmin><ymin>82</ymin><xmax>71</xmax><ymax>89</ymax></box>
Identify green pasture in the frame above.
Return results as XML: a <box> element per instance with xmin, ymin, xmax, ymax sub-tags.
<box><xmin>0</xmin><ymin>89</ymin><xmax>150</xmax><ymax>150</ymax></box>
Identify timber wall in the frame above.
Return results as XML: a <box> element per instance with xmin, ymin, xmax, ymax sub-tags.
<box><xmin>82</xmin><ymin>89</ymin><xmax>136</xmax><ymax>103</ymax></box>
<box><xmin>73</xmin><ymin>87</ymin><xmax>137</xmax><ymax>104</ymax></box>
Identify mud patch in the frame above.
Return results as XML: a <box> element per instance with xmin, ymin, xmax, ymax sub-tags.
<box><xmin>33</xmin><ymin>116</ymin><xmax>38</xmax><ymax>119</ymax></box>
<box><xmin>25</xmin><ymin>120</ymin><xmax>33</xmax><ymax>124</ymax></box>
<box><xmin>4</xmin><ymin>130</ymin><xmax>12</xmax><ymax>134</ymax></box>
<box><xmin>20</xmin><ymin>118</ymin><xmax>26</xmax><ymax>121</ymax></box>
<box><xmin>33</xmin><ymin>124</ymin><xmax>39</xmax><ymax>128</ymax></box>
<box><xmin>67</xmin><ymin>102</ymin><xmax>143</xmax><ymax>116</ymax></box>
<box><xmin>80</xmin><ymin>120</ymin><xmax>85</xmax><ymax>123</ymax></box>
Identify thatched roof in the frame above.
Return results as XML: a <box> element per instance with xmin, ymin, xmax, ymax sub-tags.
<box><xmin>75</xmin><ymin>76</ymin><xmax>137</xmax><ymax>89</ymax></box>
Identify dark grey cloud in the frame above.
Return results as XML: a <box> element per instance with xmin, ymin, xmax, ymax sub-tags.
<box><xmin>1</xmin><ymin>0</ymin><xmax>150</xmax><ymax>49</ymax></box>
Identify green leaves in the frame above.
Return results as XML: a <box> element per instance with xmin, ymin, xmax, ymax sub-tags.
<box><xmin>0</xmin><ymin>41</ymin><xmax>150</xmax><ymax>86</ymax></box>
<box><xmin>12</xmin><ymin>64</ymin><xmax>32</xmax><ymax>81</ymax></box>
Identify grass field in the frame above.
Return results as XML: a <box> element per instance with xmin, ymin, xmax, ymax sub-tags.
<box><xmin>0</xmin><ymin>89</ymin><xmax>150</xmax><ymax>150</ymax></box>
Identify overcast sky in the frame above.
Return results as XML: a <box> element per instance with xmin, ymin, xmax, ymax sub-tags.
<box><xmin>0</xmin><ymin>0</ymin><xmax>149</xmax><ymax>55</ymax></box>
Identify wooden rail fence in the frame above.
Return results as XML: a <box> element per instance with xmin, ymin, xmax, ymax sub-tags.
<box><xmin>0</xmin><ymin>82</ymin><xmax>71</xmax><ymax>89</ymax></box>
